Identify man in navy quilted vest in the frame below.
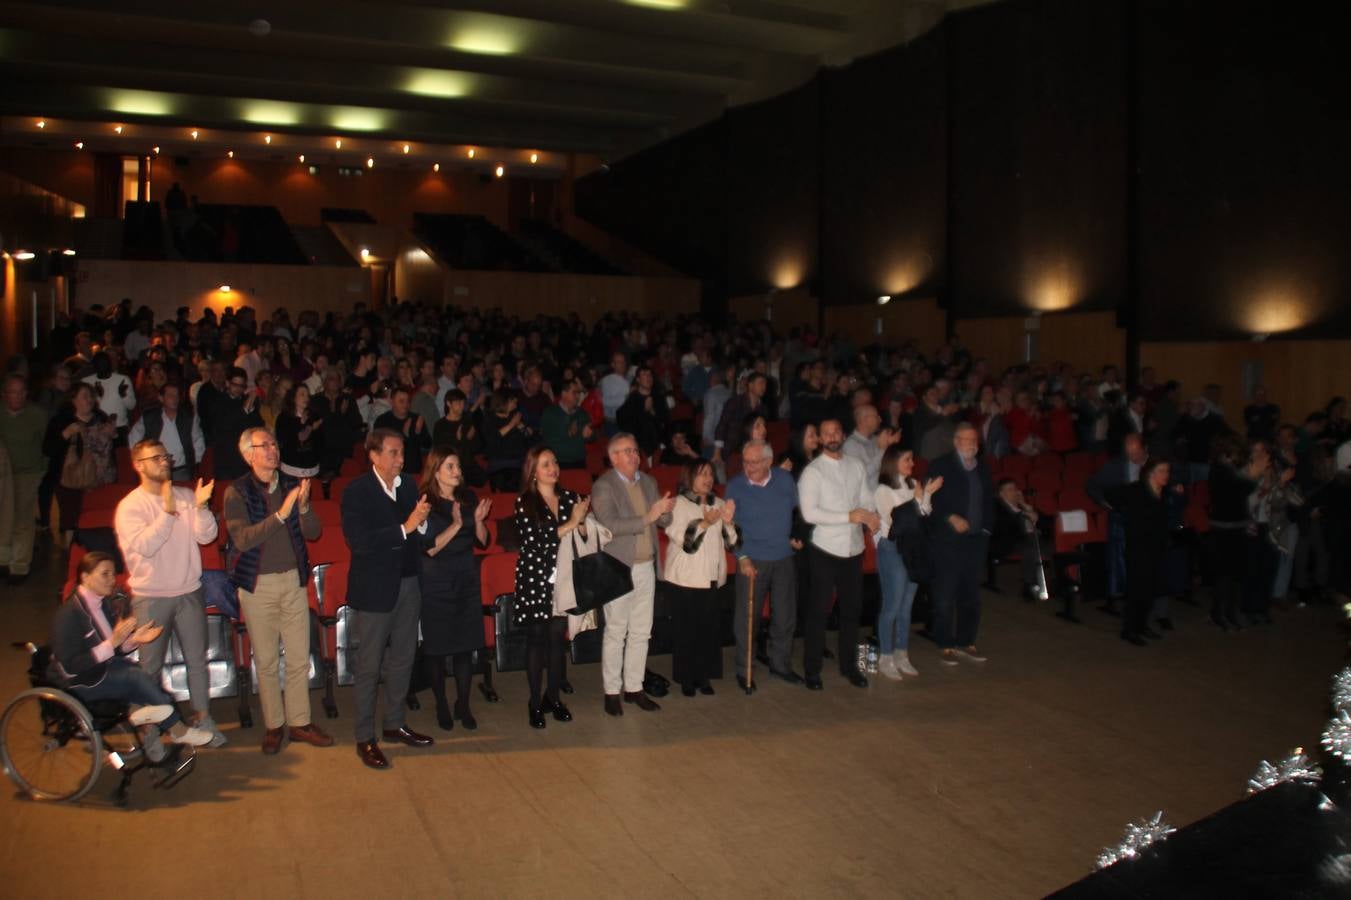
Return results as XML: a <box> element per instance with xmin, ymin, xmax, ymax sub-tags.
<box><xmin>223</xmin><ymin>426</ymin><xmax>334</xmax><ymax>755</ymax></box>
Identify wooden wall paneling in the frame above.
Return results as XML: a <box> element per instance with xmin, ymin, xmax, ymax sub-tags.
<box><xmin>954</xmin><ymin>310</ymin><xmax>1125</xmax><ymax>374</ymax></box>
<box><xmin>441</xmin><ymin>271</ymin><xmax>699</xmax><ymax>322</ymax></box>
<box><xmin>824</xmin><ymin>298</ymin><xmax>946</xmax><ymax>352</ymax></box>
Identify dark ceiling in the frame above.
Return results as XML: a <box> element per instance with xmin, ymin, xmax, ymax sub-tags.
<box><xmin>0</xmin><ymin>0</ymin><xmax>977</xmax><ymax>158</ymax></box>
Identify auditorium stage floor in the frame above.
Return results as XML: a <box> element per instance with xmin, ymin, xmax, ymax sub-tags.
<box><xmin>1</xmin><ymin>544</ymin><xmax>1343</xmax><ymax>899</ymax></box>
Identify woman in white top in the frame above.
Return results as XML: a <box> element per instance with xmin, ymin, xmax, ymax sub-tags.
<box><xmin>873</xmin><ymin>445</ymin><xmax>942</xmax><ymax>680</ymax></box>
<box><xmin>664</xmin><ymin>458</ymin><xmax>740</xmax><ymax>696</ymax></box>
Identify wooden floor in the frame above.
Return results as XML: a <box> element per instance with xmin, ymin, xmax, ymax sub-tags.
<box><xmin>0</xmin><ymin>542</ymin><xmax>1343</xmax><ymax>899</ymax></box>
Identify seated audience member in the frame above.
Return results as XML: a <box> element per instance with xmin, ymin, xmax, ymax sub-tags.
<box><xmin>844</xmin><ymin>403</ymin><xmax>899</xmax><ymax>484</ymax></box>
<box><xmin>374</xmin><ymin>387</ymin><xmax>431</xmax><ymax>477</ymax></box>
<box><xmin>51</xmin><ymin>551</ymin><xmax>213</xmax><ymax>757</ymax></box>
<box><xmin>660</xmin><ymin>423</ymin><xmax>703</xmax><ymax>466</ymax></box>
<box><xmin>1045</xmin><ymin>392</ymin><xmax>1078</xmax><ymax>454</ymax></box>
<box><xmin>540</xmin><ymin>378</ymin><xmax>594</xmax><ymax>470</ymax></box>
<box><xmin>516</xmin><ymin>366</ymin><xmax>552</xmax><ymax>432</ymax></box>
<box><xmin>482</xmin><ymin>388</ymin><xmax>532</xmax><ymax>491</ymax></box>
<box><xmin>617</xmin><ymin>365</ymin><xmax>670</xmax><ymax>462</ymax></box>
<box><xmin>1004</xmin><ymin>390</ymin><xmax>1047</xmax><ymax>456</ymax></box>
<box><xmin>128</xmin><ymin>382</ymin><xmax>205</xmax><ymax>483</ymax></box>
<box><xmin>989</xmin><ymin>478</ymin><xmax>1045</xmax><ymax>602</ymax></box>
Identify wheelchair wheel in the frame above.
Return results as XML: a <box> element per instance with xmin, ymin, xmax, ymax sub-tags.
<box><xmin>0</xmin><ymin>688</ymin><xmax>103</xmax><ymax>802</ymax></box>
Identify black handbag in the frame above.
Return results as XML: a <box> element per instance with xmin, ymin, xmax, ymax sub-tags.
<box><xmin>568</xmin><ymin>533</ymin><xmax>633</xmax><ymax>613</ymax></box>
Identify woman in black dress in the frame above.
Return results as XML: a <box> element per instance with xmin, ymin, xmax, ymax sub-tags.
<box><xmin>514</xmin><ymin>446</ymin><xmax>588</xmax><ymax>729</ymax></box>
<box><xmin>1107</xmin><ymin>457</ymin><xmax>1172</xmax><ymax>646</ymax></box>
<box><xmin>418</xmin><ymin>446</ymin><xmax>492</xmax><ymax>731</ymax></box>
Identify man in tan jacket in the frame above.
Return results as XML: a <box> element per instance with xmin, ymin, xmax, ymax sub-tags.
<box><xmin>590</xmin><ymin>432</ymin><xmax>674</xmax><ymax>716</ymax></box>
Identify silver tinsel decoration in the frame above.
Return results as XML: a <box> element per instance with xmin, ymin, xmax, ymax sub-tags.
<box><xmin>1322</xmin><ymin>710</ymin><xmax>1351</xmax><ymax>762</ymax></box>
<box><xmin>1094</xmin><ymin>811</ymin><xmax>1176</xmax><ymax>870</ymax></box>
<box><xmin>1246</xmin><ymin>748</ymin><xmax>1323</xmax><ymax>794</ymax></box>
<box><xmin>1332</xmin><ymin>668</ymin><xmax>1351</xmax><ymax>713</ymax></box>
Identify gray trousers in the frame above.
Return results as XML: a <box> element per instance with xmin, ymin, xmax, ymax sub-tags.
<box><xmin>734</xmin><ymin>556</ymin><xmax>796</xmax><ymax>676</ymax></box>
<box><xmin>132</xmin><ymin>589</ymin><xmax>211</xmax><ymax>715</ymax></box>
<box><xmin>352</xmin><ymin>576</ymin><xmax>421</xmax><ymax>742</ymax></box>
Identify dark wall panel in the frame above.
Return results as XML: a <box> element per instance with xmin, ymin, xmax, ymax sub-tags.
<box><xmin>1135</xmin><ymin>0</ymin><xmax>1351</xmax><ymax>340</ymax></box>
<box><xmin>949</xmin><ymin>0</ymin><xmax>1127</xmax><ymax>318</ymax></box>
<box><xmin>820</xmin><ymin>28</ymin><xmax>948</xmax><ymax>307</ymax></box>
<box><xmin>726</xmin><ymin>79</ymin><xmax>821</xmax><ymax>298</ymax></box>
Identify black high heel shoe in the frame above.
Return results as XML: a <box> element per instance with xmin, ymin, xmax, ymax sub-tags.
<box><xmin>454</xmin><ymin>703</ymin><xmax>477</xmax><ymax>731</ymax></box>
<box><xmin>528</xmin><ymin>704</ymin><xmax>546</xmax><ymax>729</ymax></box>
<box><xmin>540</xmin><ymin>697</ymin><xmax>572</xmax><ymax>722</ymax></box>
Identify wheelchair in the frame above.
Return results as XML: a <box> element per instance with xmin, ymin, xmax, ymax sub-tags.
<box><xmin>0</xmin><ymin>642</ymin><xmax>195</xmax><ymax>806</ymax></box>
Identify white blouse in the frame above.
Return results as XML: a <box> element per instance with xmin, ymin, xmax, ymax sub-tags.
<box><xmin>874</xmin><ymin>481</ymin><xmax>932</xmax><ymax>543</ymax></box>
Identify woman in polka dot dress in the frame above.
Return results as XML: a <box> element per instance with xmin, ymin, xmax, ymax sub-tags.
<box><xmin>514</xmin><ymin>446</ymin><xmax>588</xmax><ymax>729</ymax></box>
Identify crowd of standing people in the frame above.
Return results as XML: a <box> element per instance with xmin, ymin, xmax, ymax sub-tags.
<box><xmin>2</xmin><ymin>297</ymin><xmax>1349</xmax><ymax>767</ymax></box>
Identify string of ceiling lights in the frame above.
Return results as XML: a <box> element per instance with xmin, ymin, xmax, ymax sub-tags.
<box><xmin>26</xmin><ymin>118</ymin><xmax>547</xmax><ymax>178</ymax></box>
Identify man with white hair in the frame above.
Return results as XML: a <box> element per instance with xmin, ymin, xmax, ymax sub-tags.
<box><xmin>726</xmin><ymin>439</ymin><xmax>802</xmax><ymax>689</ymax></box>
<box><xmin>926</xmin><ymin>422</ymin><xmax>995</xmax><ymax>666</ymax></box>
<box><xmin>590</xmin><ymin>432</ymin><xmax>675</xmax><ymax>715</ymax></box>
<box><xmin>223</xmin><ymin>426</ymin><xmax>334</xmax><ymax>755</ymax></box>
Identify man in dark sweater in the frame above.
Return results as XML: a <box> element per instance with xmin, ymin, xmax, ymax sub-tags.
<box><xmin>209</xmin><ymin>367</ymin><xmax>264</xmax><ymax>481</ymax></box>
<box><xmin>341</xmin><ymin>428</ymin><xmax>434</xmax><ymax>770</ymax></box>
<box><xmin>926</xmin><ymin>423</ymin><xmax>996</xmax><ymax>665</ymax></box>
<box><xmin>726</xmin><ymin>439</ymin><xmax>802</xmax><ymax>688</ymax></box>
<box><xmin>223</xmin><ymin>426</ymin><xmax>333</xmax><ymax>756</ymax></box>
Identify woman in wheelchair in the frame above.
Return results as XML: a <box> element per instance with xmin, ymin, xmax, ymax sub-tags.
<box><xmin>51</xmin><ymin>551</ymin><xmax>213</xmax><ymax>757</ymax></box>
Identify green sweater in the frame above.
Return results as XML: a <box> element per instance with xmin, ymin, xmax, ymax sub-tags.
<box><xmin>540</xmin><ymin>404</ymin><xmax>591</xmax><ymax>465</ymax></box>
<box><xmin>0</xmin><ymin>405</ymin><xmax>50</xmax><ymax>475</ymax></box>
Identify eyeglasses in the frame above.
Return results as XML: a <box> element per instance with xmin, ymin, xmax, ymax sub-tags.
<box><xmin>250</xmin><ymin>441</ymin><xmax>279</xmax><ymax>450</ymax></box>
<box><xmin>136</xmin><ymin>453</ymin><xmax>175</xmax><ymax>465</ymax></box>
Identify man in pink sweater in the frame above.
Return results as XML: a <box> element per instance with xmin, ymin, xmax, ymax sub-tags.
<box><xmin>114</xmin><ymin>439</ymin><xmax>224</xmax><ymax>746</ymax></box>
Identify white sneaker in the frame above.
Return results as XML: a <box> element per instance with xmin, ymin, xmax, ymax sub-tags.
<box><xmin>894</xmin><ymin>651</ymin><xmax>919</xmax><ymax>677</ymax></box>
<box><xmin>195</xmin><ymin>716</ymin><xmax>228</xmax><ymax>748</ymax></box>
<box><xmin>172</xmin><ymin>726</ymin><xmax>214</xmax><ymax>747</ymax></box>
<box><xmin>953</xmin><ymin>646</ymin><xmax>988</xmax><ymax>663</ymax></box>
<box><xmin>877</xmin><ymin>656</ymin><xmax>902</xmax><ymax>681</ymax></box>
<box><xmin>129</xmin><ymin>704</ymin><xmax>175</xmax><ymax>726</ymax></box>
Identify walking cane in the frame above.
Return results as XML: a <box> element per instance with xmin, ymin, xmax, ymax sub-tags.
<box><xmin>745</xmin><ymin>567</ymin><xmax>756</xmax><ymax>694</ymax></box>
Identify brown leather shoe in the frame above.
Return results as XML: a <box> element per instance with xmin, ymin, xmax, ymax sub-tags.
<box><xmin>382</xmin><ymin>726</ymin><xmax>434</xmax><ymax>747</ymax></box>
<box><xmin>356</xmin><ymin>740</ymin><xmax>389</xmax><ymax>770</ymax></box>
<box><xmin>289</xmin><ymin>724</ymin><xmax>335</xmax><ymax>747</ymax></box>
<box><xmin>261</xmin><ymin>727</ymin><xmax>285</xmax><ymax>755</ymax></box>
<box><xmin>603</xmin><ymin>694</ymin><xmax>623</xmax><ymax>717</ymax></box>
<box><xmin>623</xmin><ymin>691</ymin><xmax>660</xmax><ymax>712</ymax></box>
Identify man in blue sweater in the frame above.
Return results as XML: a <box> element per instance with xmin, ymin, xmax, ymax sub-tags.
<box><xmin>726</xmin><ymin>440</ymin><xmax>802</xmax><ymax>690</ymax></box>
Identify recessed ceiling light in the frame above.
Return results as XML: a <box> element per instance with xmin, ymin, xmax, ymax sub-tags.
<box><xmin>62</xmin><ymin>249</ymin><xmax>77</xmax><ymax>256</ymax></box>
<box><xmin>298</xmin><ymin>154</ymin><xmax>305</xmax><ymax>163</ymax></box>
<box><xmin>191</xmin><ymin>129</ymin><xmax>199</xmax><ymax>139</ymax></box>
<box><xmin>335</xmin><ymin>139</ymin><xmax>343</xmax><ymax>149</ymax></box>
<box><xmin>494</xmin><ymin>164</ymin><xmax>504</xmax><ymax>178</ymax></box>
<box><xmin>219</xmin><ymin>284</ymin><xmax>232</xmax><ymax>292</ymax></box>
<box><xmin>227</xmin><ymin>150</ymin><xmax>234</xmax><ymax>158</ymax></box>
<box><xmin>74</xmin><ymin>141</ymin><xmax>84</xmax><ymax>150</ymax></box>
<box><xmin>366</xmin><ymin>157</ymin><xmax>374</xmax><ymax>168</ymax></box>
<box><xmin>36</xmin><ymin>120</ymin><xmax>45</xmax><ymax>129</ymax></box>
<box><xmin>264</xmin><ymin>134</ymin><xmax>272</xmax><ymax>144</ymax></box>
<box><xmin>14</xmin><ymin>251</ymin><xmax>36</xmax><ymax>260</ymax></box>
<box><xmin>152</xmin><ymin>146</ymin><xmax>160</xmax><ymax>154</ymax></box>
<box><xmin>529</xmin><ymin>153</ymin><xmax>538</xmax><ymax>164</ymax></box>
<box><xmin>433</xmin><ymin>163</ymin><xmax>440</xmax><ymax>172</ymax></box>
<box><xmin>402</xmin><ymin>144</ymin><xmax>410</xmax><ymax>154</ymax></box>
<box><xmin>467</xmin><ymin>148</ymin><xmax>475</xmax><ymax>159</ymax></box>
<box><xmin>113</xmin><ymin>125</ymin><xmax>123</xmax><ymax>134</ymax></box>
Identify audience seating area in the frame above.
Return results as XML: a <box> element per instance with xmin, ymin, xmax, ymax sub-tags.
<box><xmin>413</xmin><ymin>213</ymin><xmax>550</xmax><ymax>272</ymax></box>
<box><xmin>515</xmin><ymin>219</ymin><xmax>629</xmax><ymax>276</ymax></box>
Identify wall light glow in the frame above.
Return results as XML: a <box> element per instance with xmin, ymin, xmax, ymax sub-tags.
<box><xmin>770</xmin><ymin>256</ymin><xmax>805</xmax><ymax>291</ymax></box>
<box><xmin>403</xmin><ymin>69</ymin><xmax>473</xmax><ymax>99</ymax></box>
<box><xmin>106</xmin><ymin>89</ymin><xmax>175</xmax><ymax>117</ymax></box>
<box><xmin>330</xmin><ymin>107</ymin><xmax>386</xmax><ymax>132</ymax></box>
<box><xmin>449</xmin><ymin>27</ymin><xmax>521</xmax><ymax>56</ymax></box>
<box><xmin>1026</xmin><ymin>258</ymin><xmax>1080</xmax><ymax>312</ymax></box>
<box><xmin>1243</xmin><ymin>287</ymin><xmax>1310</xmax><ymax>334</ymax></box>
<box><xmin>625</xmin><ymin>0</ymin><xmax>688</xmax><ymax>8</ymax></box>
<box><xmin>241</xmin><ymin>100</ymin><xmax>302</xmax><ymax>126</ymax></box>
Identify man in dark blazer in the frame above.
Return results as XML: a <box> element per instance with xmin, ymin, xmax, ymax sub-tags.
<box><xmin>341</xmin><ymin>427</ymin><xmax>434</xmax><ymax>770</ymax></box>
<box><xmin>591</xmin><ymin>431</ymin><xmax>675</xmax><ymax>716</ymax></box>
<box><xmin>927</xmin><ymin>422</ymin><xmax>996</xmax><ymax>665</ymax></box>
<box><xmin>1086</xmin><ymin>432</ymin><xmax>1148</xmax><ymax>611</ymax></box>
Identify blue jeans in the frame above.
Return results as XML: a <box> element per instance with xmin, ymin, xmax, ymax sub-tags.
<box><xmin>71</xmin><ymin>657</ymin><xmax>183</xmax><ymax>728</ymax></box>
<box><xmin>875</xmin><ymin>539</ymin><xmax>919</xmax><ymax>654</ymax></box>
<box><xmin>1107</xmin><ymin>512</ymin><xmax>1127</xmax><ymax>598</ymax></box>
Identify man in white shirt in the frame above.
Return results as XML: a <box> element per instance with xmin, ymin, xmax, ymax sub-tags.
<box><xmin>83</xmin><ymin>352</ymin><xmax>136</xmax><ymax>431</ymax></box>
<box><xmin>843</xmin><ymin>404</ymin><xmax>898</xmax><ymax>484</ymax></box>
<box><xmin>127</xmin><ymin>383</ymin><xmax>205</xmax><ymax>482</ymax></box>
<box><xmin>798</xmin><ymin>418</ymin><xmax>880</xmax><ymax>690</ymax></box>
<box><xmin>599</xmin><ymin>351</ymin><xmax>632</xmax><ymax>429</ymax></box>
<box><xmin>234</xmin><ymin>340</ymin><xmax>263</xmax><ymax>390</ymax></box>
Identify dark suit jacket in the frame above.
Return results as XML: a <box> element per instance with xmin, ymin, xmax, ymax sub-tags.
<box><xmin>926</xmin><ymin>452</ymin><xmax>995</xmax><ymax>541</ymax></box>
<box><xmin>341</xmin><ymin>470</ymin><xmax>428</xmax><ymax>612</ymax></box>
<box><xmin>1086</xmin><ymin>456</ymin><xmax>1138</xmax><ymax>509</ymax></box>
<box><xmin>50</xmin><ymin>590</ymin><xmax>131</xmax><ymax>687</ymax></box>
